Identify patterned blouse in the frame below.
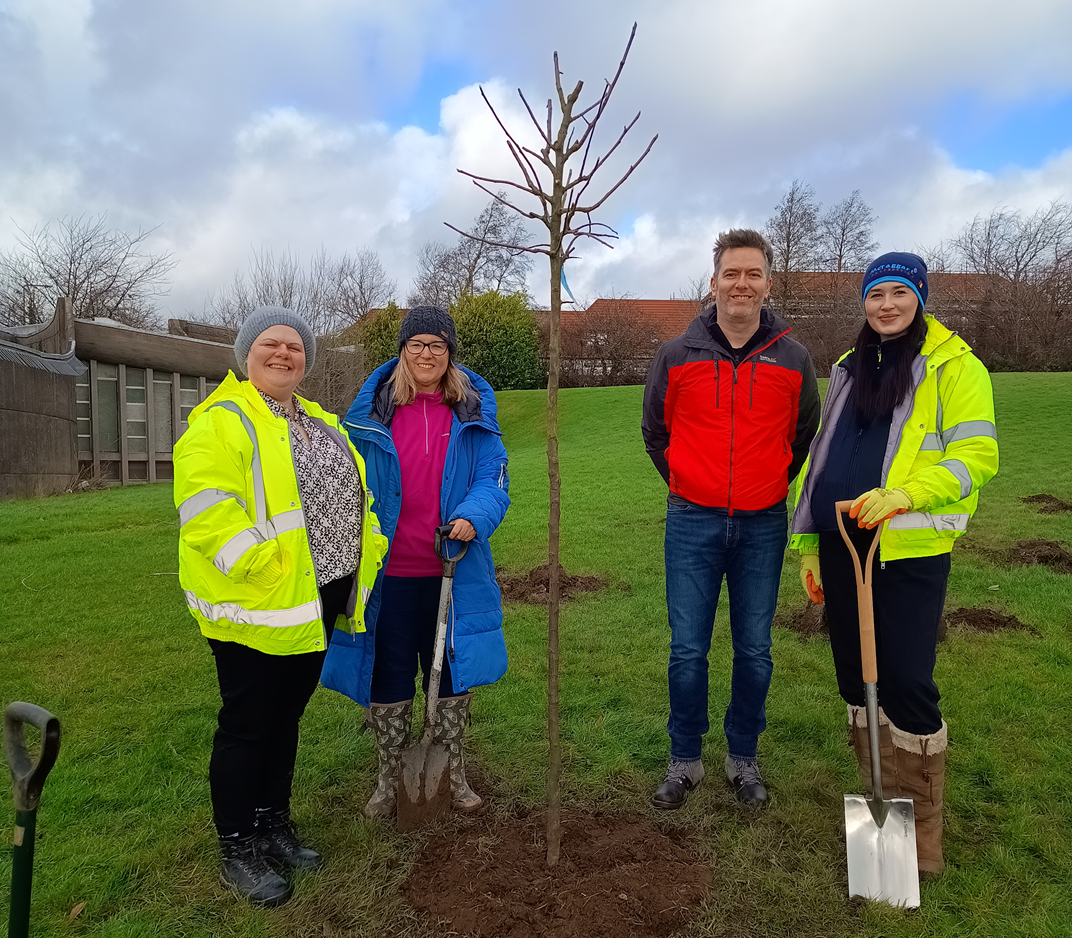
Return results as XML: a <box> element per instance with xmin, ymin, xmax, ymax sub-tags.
<box><xmin>260</xmin><ymin>391</ymin><xmax>361</xmax><ymax>587</ymax></box>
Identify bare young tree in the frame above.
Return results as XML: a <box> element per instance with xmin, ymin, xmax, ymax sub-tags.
<box><xmin>674</xmin><ymin>273</ymin><xmax>712</xmax><ymax>311</ymax></box>
<box><xmin>0</xmin><ymin>214</ymin><xmax>175</xmax><ymax>329</ymax></box>
<box><xmin>204</xmin><ymin>245</ymin><xmax>396</xmax><ymax>335</ymax></box>
<box><xmin>451</xmin><ymin>23</ymin><xmax>656</xmax><ymax>866</ymax></box>
<box><xmin>764</xmin><ymin>179</ymin><xmax>822</xmax><ymax>312</ymax></box>
<box><xmin>408</xmin><ymin>197</ymin><xmax>533</xmax><ymax>307</ymax></box>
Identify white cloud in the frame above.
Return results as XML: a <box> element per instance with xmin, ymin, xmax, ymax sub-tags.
<box><xmin>2</xmin><ymin>0</ymin><xmax>1072</xmax><ymax>320</ymax></box>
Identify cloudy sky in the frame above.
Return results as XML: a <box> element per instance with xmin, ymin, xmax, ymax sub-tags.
<box><xmin>3</xmin><ymin>0</ymin><xmax>1072</xmax><ymax>318</ymax></box>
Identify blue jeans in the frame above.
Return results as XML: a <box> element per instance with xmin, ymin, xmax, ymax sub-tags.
<box><xmin>664</xmin><ymin>501</ymin><xmax>788</xmax><ymax>762</ymax></box>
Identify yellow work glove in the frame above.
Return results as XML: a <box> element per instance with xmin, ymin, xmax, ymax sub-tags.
<box><xmin>799</xmin><ymin>554</ymin><xmax>824</xmax><ymax>604</ymax></box>
<box><xmin>234</xmin><ymin>541</ymin><xmax>286</xmax><ymax>588</ymax></box>
<box><xmin>849</xmin><ymin>487</ymin><xmax>914</xmax><ymax>529</ymax></box>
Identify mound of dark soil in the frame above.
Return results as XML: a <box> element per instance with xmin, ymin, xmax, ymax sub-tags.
<box><xmin>943</xmin><ymin>606</ymin><xmax>1034</xmax><ymax>634</ymax></box>
<box><xmin>404</xmin><ymin>809</ymin><xmax>711</xmax><ymax>938</ymax></box>
<box><xmin>774</xmin><ymin>602</ymin><xmax>828</xmax><ymax>640</ymax></box>
<box><xmin>1005</xmin><ymin>539</ymin><xmax>1072</xmax><ymax>574</ymax></box>
<box><xmin>498</xmin><ymin>563</ymin><xmax>608</xmax><ymax>604</ymax></box>
<box><xmin>1021</xmin><ymin>493</ymin><xmax>1072</xmax><ymax>514</ymax></box>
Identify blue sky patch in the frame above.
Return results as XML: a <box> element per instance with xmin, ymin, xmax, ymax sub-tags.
<box><xmin>381</xmin><ymin>59</ymin><xmax>479</xmax><ymax>133</ymax></box>
<box><xmin>936</xmin><ymin>90</ymin><xmax>1072</xmax><ymax>172</ymax></box>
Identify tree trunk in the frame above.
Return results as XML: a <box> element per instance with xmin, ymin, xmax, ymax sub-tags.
<box><xmin>546</xmin><ymin>244</ymin><xmax>563</xmax><ymax>868</ymax></box>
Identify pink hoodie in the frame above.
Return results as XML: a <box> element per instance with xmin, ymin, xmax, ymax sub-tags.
<box><xmin>385</xmin><ymin>391</ymin><xmax>453</xmax><ymax>577</ymax></box>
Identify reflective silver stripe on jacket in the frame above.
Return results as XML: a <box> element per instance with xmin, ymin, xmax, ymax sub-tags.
<box><xmin>887</xmin><ymin>512</ymin><xmax>970</xmax><ymax>532</ymax></box>
<box><xmin>179</xmin><ymin>489</ymin><xmax>246</xmax><ymax>526</ymax></box>
<box><xmin>361</xmin><ymin>584</ymin><xmax>372</xmax><ymax>605</ymax></box>
<box><xmin>263</xmin><ymin>509</ymin><xmax>305</xmax><ymax>538</ymax></box>
<box><xmin>938</xmin><ymin>458</ymin><xmax>973</xmax><ymax>498</ymax></box>
<box><xmin>371</xmin><ymin>524</ymin><xmax>382</xmax><ymax>536</ymax></box>
<box><xmin>214</xmin><ymin>527</ymin><xmax>265</xmax><ymax>574</ymax></box>
<box><xmin>921</xmin><ymin>419</ymin><xmax>997</xmax><ymax>453</ymax></box>
<box><xmin>942</xmin><ymin>420</ymin><xmax>996</xmax><ymax>447</ymax></box>
<box><xmin>185</xmin><ymin>591</ymin><xmax>322</xmax><ymax>628</ymax></box>
<box><xmin>207</xmin><ymin>401</ymin><xmax>267</xmax><ymax>523</ymax></box>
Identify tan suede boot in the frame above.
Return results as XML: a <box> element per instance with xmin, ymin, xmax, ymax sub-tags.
<box><xmin>889</xmin><ymin>719</ymin><xmax>948</xmax><ymax>879</ymax></box>
<box><xmin>847</xmin><ymin>704</ymin><xmax>899</xmax><ymax>797</ymax></box>
<box><xmin>364</xmin><ymin>700</ymin><xmax>413</xmax><ymax>818</ymax></box>
<box><xmin>432</xmin><ymin>694</ymin><xmax>482</xmax><ymax>811</ymax></box>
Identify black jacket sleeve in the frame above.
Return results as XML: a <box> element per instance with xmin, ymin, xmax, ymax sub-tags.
<box><xmin>641</xmin><ymin>342</ymin><xmax>672</xmax><ymax>485</ymax></box>
<box><xmin>789</xmin><ymin>351</ymin><xmax>820</xmax><ymax>484</ymax></box>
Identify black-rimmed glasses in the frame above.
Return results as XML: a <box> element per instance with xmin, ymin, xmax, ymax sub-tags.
<box><xmin>404</xmin><ymin>339</ymin><xmax>449</xmax><ymax>356</ymax></box>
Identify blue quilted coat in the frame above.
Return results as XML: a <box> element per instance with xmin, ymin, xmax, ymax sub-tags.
<box><xmin>320</xmin><ymin>360</ymin><xmax>510</xmax><ymax>705</ymax></box>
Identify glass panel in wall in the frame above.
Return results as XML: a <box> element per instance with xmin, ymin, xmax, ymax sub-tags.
<box><xmin>179</xmin><ymin>375</ymin><xmax>199</xmax><ymax>434</ymax></box>
<box><xmin>126</xmin><ymin>367</ymin><xmax>148</xmax><ymax>454</ymax></box>
<box><xmin>96</xmin><ymin>363</ymin><xmax>120</xmax><ymax>453</ymax></box>
<box><xmin>153</xmin><ymin>378</ymin><xmax>174</xmax><ymax>452</ymax></box>
<box><xmin>76</xmin><ymin>378</ymin><xmax>91</xmax><ymax>454</ymax></box>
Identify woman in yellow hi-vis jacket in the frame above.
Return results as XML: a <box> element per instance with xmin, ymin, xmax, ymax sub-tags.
<box><xmin>790</xmin><ymin>253</ymin><xmax>998</xmax><ymax>878</ymax></box>
<box><xmin>174</xmin><ymin>306</ymin><xmax>387</xmax><ymax>907</ymax></box>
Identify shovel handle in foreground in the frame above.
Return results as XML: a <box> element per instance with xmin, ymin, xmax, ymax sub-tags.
<box><xmin>426</xmin><ymin>526</ymin><xmax>469</xmax><ymax>721</ymax></box>
<box><xmin>5</xmin><ymin>702</ymin><xmax>62</xmax><ymax>938</ymax></box>
<box><xmin>834</xmin><ymin>501</ymin><xmax>881</xmax><ymax>685</ymax></box>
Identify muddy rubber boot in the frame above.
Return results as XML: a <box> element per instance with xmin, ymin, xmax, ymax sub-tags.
<box><xmin>889</xmin><ymin>719</ymin><xmax>948</xmax><ymax>879</ymax></box>
<box><xmin>255</xmin><ymin>807</ymin><xmax>322</xmax><ymax>870</ymax></box>
<box><xmin>432</xmin><ymin>694</ymin><xmax>482</xmax><ymax>811</ymax></box>
<box><xmin>365</xmin><ymin>700</ymin><xmax>413</xmax><ymax>819</ymax></box>
<box><xmin>218</xmin><ymin>833</ymin><xmax>291</xmax><ymax>907</ymax></box>
<box><xmin>848</xmin><ymin>704</ymin><xmax>899</xmax><ymax>796</ymax></box>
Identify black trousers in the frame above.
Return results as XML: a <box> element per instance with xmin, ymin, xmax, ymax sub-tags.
<box><xmin>369</xmin><ymin>575</ymin><xmax>457</xmax><ymax>703</ymax></box>
<box><xmin>819</xmin><ymin>527</ymin><xmax>948</xmax><ymax>736</ymax></box>
<box><xmin>207</xmin><ymin>575</ymin><xmax>350</xmax><ymax>837</ymax></box>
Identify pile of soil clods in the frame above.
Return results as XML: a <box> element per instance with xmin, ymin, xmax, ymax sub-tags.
<box><xmin>1005</xmin><ymin>539</ymin><xmax>1072</xmax><ymax>574</ymax></box>
<box><xmin>404</xmin><ymin>810</ymin><xmax>711</xmax><ymax>938</ymax></box>
<box><xmin>497</xmin><ymin>563</ymin><xmax>607</xmax><ymax>604</ymax></box>
<box><xmin>944</xmin><ymin>606</ymin><xmax>1033</xmax><ymax>634</ymax></box>
<box><xmin>1021</xmin><ymin>493</ymin><xmax>1072</xmax><ymax>514</ymax></box>
<box><xmin>775</xmin><ymin>602</ymin><xmax>828</xmax><ymax>640</ymax></box>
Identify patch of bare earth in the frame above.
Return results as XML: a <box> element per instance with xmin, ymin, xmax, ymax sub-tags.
<box><xmin>943</xmin><ymin>606</ymin><xmax>1035</xmax><ymax>635</ymax></box>
<box><xmin>497</xmin><ymin>563</ymin><xmax>608</xmax><ymax>605</ymax></box>
<box><xmin>1003</xmin><ymin>539</ymin><xmax>1072</xmax><ymax>574</ymax></box>
<box><xmin>1021</xmin><ymin>493</ymin><xmax>1072</xmax><ymax>514</ymax></box>
<box><xmin>774</xmin><ymin>602</ymin><xmax>828</xmax><ymax>641</ymax></box>
<box><xmin>404</xmin><ymin>809</ymin><xmax>711</xmax><ymax>938</ymax></box>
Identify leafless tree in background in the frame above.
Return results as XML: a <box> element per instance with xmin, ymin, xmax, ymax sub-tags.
<box><xmin>408</xmin><ymin>197</ymin><xmax>533</xmax><ymax>307</ymax></box>
<box><xmin>203</xmin><ymin>245</ymin><xmax>396</xmax><ymax>335</ymax></box>
<box><xmin>451</xmin><ymin>23</ymin><xmax>656</xmax><ymax>867</ymax></box>
<box><xmin>0</xmin><ymin>214</ymin><xmax>175</xmax><ymax>328</ymax></box>
<box><xmin>675</xmin><ymin>273</ymin><xmax>712</xmax><ymax>310</ymax></box>
<box><xmin>948</xmin><ymin>200</ymin><xmax>1072</xmax><ymax>368</ymax></box>
<box><xmin>765</xmin><ymin>179</ymin><xmax>822</xmax><ymax>313</ymax></box>
<box><xmin>561</xmin><ymin>294</ymin><xmax>660</xmax><ymax>387</ymax></box>
<box><xmin>819</xmin><ymin>190</ymin><xmax>877</xmax><ymax>288</ymax></box>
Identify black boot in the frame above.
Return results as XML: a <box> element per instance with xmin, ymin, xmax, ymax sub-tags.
<box><xmin>255</xmin><ymin>808</ymin><xmax>323</xmax><ymax>870</ymax></box>
<box><xmin>218</xmin><ymin>833</ymin><xmax>291</xmax><ymax>906</ymax></box>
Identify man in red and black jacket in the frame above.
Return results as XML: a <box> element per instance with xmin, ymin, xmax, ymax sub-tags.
<box><xmin>642</xmin><ymin>228</ymin><xmax>819</xmax><ymax>810</ymax></box>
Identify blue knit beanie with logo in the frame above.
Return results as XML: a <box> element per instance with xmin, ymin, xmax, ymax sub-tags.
<box><xmin>234</xmin><ymin>306</ymin><xmax>316</xmax><ymax>375</ymax></box>
<box><xmin>861</xmin><ymin>252</ymin><xmax>928</xmax><ymax>310</ymax></box>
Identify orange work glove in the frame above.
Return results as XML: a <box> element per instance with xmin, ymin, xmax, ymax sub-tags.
<box><xmin>799</xmin><ymin>553</ymin><xmax>824</xmax><ymax>604</ymax></box>
<box><xmin>849</xmin><ymin>487</ymin><xmax>913</xmax><ymax>529</ymax></box>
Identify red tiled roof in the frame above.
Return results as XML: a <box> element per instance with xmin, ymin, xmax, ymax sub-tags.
<box><xmin>563</xmin><ymin>298</ymin><xmax>703</xmax><ymax>343</ymax></box>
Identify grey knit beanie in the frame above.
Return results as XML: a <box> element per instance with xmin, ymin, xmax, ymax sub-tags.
<box><xmin>398</xmin><ymin>305</ymin><xmax>457</xmax><ymax>355</ymax></box>
<box><xmin>234</xmin><ymin>306</ymin><xmax>316</xmax><ymax>375</ymax></box>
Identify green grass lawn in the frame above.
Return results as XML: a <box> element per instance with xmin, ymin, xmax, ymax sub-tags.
<box><xmin>2</xmin><ymin>373</ymin><xmax>1071</xmax><ymax>937</ymax></box>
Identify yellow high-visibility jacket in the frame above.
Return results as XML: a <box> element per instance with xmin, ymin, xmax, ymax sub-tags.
<box><xmin>791</xmin><ymin>316</ymin><xmax>998</xmax><ymax>561</ymax></box>
<box><xmin>174</xmin><ymin>372</ymin><xmax>388</xmax><ymax>655</ymax></box>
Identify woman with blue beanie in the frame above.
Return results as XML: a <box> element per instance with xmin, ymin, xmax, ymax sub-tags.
<box><xmin>790</xmin><ymin>253</ymin><xmax>998</xmax><ymax>877</ymax></box>
<box><xmin>174</xmin><ymin>306</ymin><xmax>387</xmax><ymax>906</ymax></box>
<box><xmin>321</xmin><ymin>305</ymin><xmax>510</xmax><ymax>820</ymax></box>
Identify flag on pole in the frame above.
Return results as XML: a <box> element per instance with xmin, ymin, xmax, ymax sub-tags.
<box><xmin>560</xmin><ymin>268</ymin><xmax>577</xmax><ymax>304</ymax></box>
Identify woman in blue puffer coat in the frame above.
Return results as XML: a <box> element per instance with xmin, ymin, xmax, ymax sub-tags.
<box><xmin>321</xmin><ymin>306</ymin><xmax>510</xmax><ymax>818</ymax></box>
